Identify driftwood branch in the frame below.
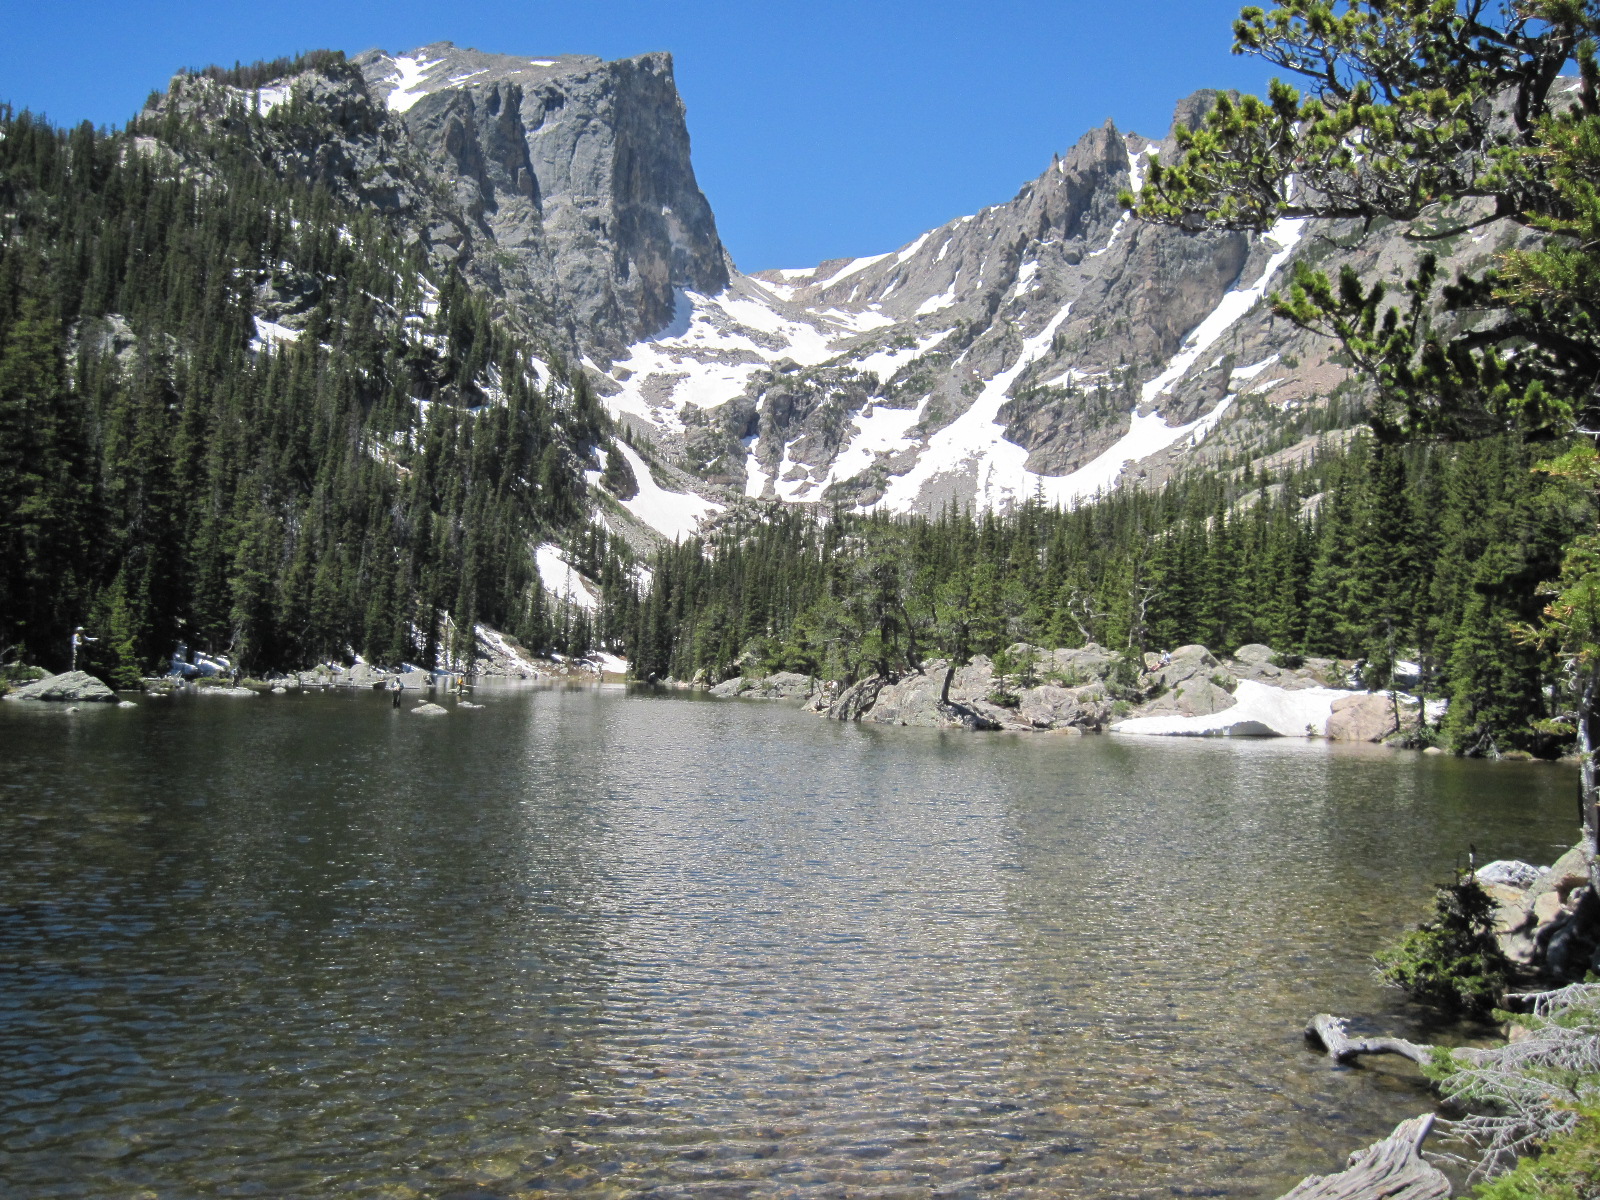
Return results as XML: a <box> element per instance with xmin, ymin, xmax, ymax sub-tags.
<box><xmin>1276</xmin><ymin>1114</ymin><xmax>1451</xmax><ymax>1199</ymax></box>
<box><xmin>1306</xmin><ymin>1013</ymin><xmax>1435</xmax><ymax>1065</ymax></box>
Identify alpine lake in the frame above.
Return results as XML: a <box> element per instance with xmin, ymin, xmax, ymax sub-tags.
<box><xmin>0</xmin><ymin>682</ymin><xmax>1576</xmax><ymax>1199</ymax></box>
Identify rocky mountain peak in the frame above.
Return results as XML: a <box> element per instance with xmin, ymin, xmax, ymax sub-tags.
<box><xmin>150</xmin><ymin>43</ymin><xmax>729</xmax><ymax>358</ymax></box>
<box><xmin>140</xmin><ymin>51</ymin><xmax>1531</xmax><ymax>535</ymax></box>
<box><xmin>351</xmin><ymin>43</ymin><xmax>729</xmax><ymax>352</ymax></box>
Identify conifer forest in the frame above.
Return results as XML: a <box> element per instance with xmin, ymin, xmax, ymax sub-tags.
<box><xmin>0</xmin><ymin>35</ymin><xmax>1596</xmax><ymax>763</ymax></box>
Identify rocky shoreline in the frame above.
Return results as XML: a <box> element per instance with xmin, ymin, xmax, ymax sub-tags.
<box><xmin>1478</xmin><ymin>848</ymin><xmax>1599</xmax><ymax>979</ymax></box>
<box><xmin>708</xmin><ymin>642</ymin><xmax>1428</xmax><ymax>744</ymax></box>
<box><xmin>2</xmin><ymin>638</ymin><xmax>626</xmax><ymax>707</ymax></box>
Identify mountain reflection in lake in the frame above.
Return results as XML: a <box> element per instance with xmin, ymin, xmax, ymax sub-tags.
<box><xmin>0</xmin><ymin>685</ymin><xmax>1575</xmax><ymax>1198</ymax></box>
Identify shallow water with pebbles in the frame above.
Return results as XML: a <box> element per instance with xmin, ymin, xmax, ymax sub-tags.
<box><xmin>0</xmin><ymin>684</ymin><xmax>1575</xmax><ymax>1198</ymax></box>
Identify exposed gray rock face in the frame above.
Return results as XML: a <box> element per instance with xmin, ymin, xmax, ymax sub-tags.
<box><xmin>715</xmin><ymin>641</ymin><xmax>1426</xmax><ymax>741</ymax></box>
<box><xmin>1221</xmin><ymin>644</ymin><xmax>1338</xmax><ymax>690</ymax></box>
<box><xmin>1493</xmin><ymin>845</ymin><xmax>1600</xmax><ymax>977</ymax></box>
<box><xmin>3</xmin><ymin>671</ymin><xmax>118</xmax><ymax>703</ymax></box>
<box><xmin>859</xmin><ymin>665</ymin><xmax>1010</xmax><ymax>730</ymax></box>
<box><xmin>709</xmin><ymin>671</ymin><xmax>816</xmax><ymax>701</ymax></box>
<box><xmin>1144</xmin><ymin>645</ymin><xmax>1222</xmax><ymax>692</ymax></box>
<box><xmin>600</xmin><ymin>88</ymin><xmax>1540</xmax><ymax>516</ymax></box>
<box><xmin>1478</xmin><ymin>860</ymin><xmax>1545</xmax><ymax>890</ymax></box>
<box><xmin>825</xmin><ymin>676</ymin><xmax>889</xmax><ymax>722</ymax></box>
<box><xmin>720</xmin><ymin>651</ymin><xmax>1116</xmax><ymax>732</ymax></box>
<box><xmin>152</xmin><ymin>44</ymin><xmax>729</xmax><ymax>359</ymax></box>
<box><xmin>148</xmin><ymin>46</ymin><xmax>1541</xmax><ymax>520</ymax></box>
<box><xmin>1138</xmin><ymin>675</ymin><xmax>1238</xmax><ymax>720</ymax></box>
<box><xmin>355</xmin><ymin>45</ymin><xmax>728</xmax><ymax>353</ymax></box>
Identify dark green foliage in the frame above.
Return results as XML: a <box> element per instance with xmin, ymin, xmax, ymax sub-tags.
<box><xmin>1471</xmin><ymin>1108</ymin><xmax>1600</xmax><ymax>1200</ymax></box>
<box><xmin>626</xmin><ymin>433</ymin><xmax>1581</xmax><ymax>754</ymax></box>
<box><xmin>1376</xmin><ymin>873</ymin><xmax>1515</xmax><ymax>1017</ymax></box>
<box><xmin>0</xmin><ymin>74</ymin><xmax>629</xmax><ymax>677</ymax></box>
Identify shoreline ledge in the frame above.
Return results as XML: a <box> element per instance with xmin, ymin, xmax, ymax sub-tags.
<box><xmin>708</xmin><ymin>642</ymin><xmax>1432</xmax><ymax>743</ymax></box>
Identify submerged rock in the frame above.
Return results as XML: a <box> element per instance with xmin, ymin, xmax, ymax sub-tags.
<box><xmin>3</xmin><ymin>670</ymin><xmax>118</xmax><ymax>703</ymax></box>
<box><xmin>410</xmin><ymin>702</ymin><xmax>449</xmax><ymax>716</ymax></box>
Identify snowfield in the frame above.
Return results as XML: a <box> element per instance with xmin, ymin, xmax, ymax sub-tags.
<box><xmin>612</xmin><ymin>442</ymin><xmax>722</xmax><ymax>542</ymax></box>
<box><xmin>1111</xmin><ymin>680</ymin><xmax>1352</xmax><ymax>737</ymax></box>
<box><xmin>594</xmin><ymin>188</ymin><xmax>1307</xmax><ymax>516</ymax></box>
<box><xmin>535</xmin><ymin>544</ymin><xmax>599</xmax><ymax>612</ymax></box>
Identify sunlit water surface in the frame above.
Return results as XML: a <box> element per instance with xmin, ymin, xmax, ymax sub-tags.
<box><xmin>0</xmin><ymin>684</ymin><xmax>1576</xmax><ymax>1199</ymax></box>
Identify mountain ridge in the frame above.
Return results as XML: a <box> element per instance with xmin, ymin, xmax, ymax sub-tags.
<box><xmin>137</xmin><ymin>42</ymin><xmax>1538</xmax><ymax>533</ymax></box>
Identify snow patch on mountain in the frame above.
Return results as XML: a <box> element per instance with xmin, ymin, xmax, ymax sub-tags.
<box><xmin>612</xmin><ymin>441</ymin><xmax>722</xmax><ymax>541</ymax></box>
<box><xmin>535</xmin><ymin>544</ymin><xmax>599</xmax><ymax>611</ymax></box>
<box><xmin>853</xmin><ymin>329</ymin><xmax>954</xmax><ymax>382</ymax></box>
<box><xmin>251</xmin><ymin>316</ymin><xmax>301</xmax><ymax>352</ymax></box>
<box><xmin>1139</xmin><ymin>218</ymin><xmax>1305</xmax><ymax>406</ymax></box>
<box><xmin>815</xmin><ymin>252</ymin><xmax>894</xmax><ymax>290</ymax></box>
<box><xmin>385</xmin><ymin>54</ymin><xmax>443</xmax><ymax>113</ymax></box>
<box><xmin>1030</xmin><ymin>395</ymin><xmax>1237</xmax><ymax>506</ymax></box>
<box><xmin>873</xmin><ymin>303</ymin><xmax>1077</xmax><ymax>512</ymax></box>
<box><xmin>605</xmin><ymin>286</ymin><xmax>849</xmax><ymax>429</ymax></box>
<box><xmin>824</xmin><ymin>399</ymin><xmax>930</xmax><ymax>492</ymax></box>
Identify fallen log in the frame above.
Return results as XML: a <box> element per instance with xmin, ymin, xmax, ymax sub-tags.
<box><xmin>1277</xmin><ymin>1113</ymin><xmax>1451</xmax><ymax>1199</ymax></box>
<box><xmin>1306</xmin><ymin>1014</ymin><xmax>1434</xmax><ymax>1066</ymax></box>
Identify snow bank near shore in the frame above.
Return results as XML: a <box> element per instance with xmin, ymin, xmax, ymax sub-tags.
<box><xmin>1111</xmin><ymin>679</ymin><xmax>1351</xmax><ymax>737</ymax></box>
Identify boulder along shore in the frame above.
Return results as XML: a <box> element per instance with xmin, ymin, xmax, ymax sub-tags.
<box><xmin>708</xmin><ymin>642</ymin><xmax>1432</xmax><ymax>743</ymax></box>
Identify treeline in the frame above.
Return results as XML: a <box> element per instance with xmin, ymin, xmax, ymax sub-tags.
<box><xmin>622</xmin><ymin>435</ymin><xmax>1587</xmax><ymax>755</ymax></box>
<box><xmin>0</xmin><ymin>72</ymin><xmax>618</xmax><ymax>683</ymax></box>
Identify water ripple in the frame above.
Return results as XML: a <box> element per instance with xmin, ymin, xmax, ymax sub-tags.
<box><xmin>0</xmin><ymin>687</ymin><xmax>1575</xmax><ymax>1198</ymax></box>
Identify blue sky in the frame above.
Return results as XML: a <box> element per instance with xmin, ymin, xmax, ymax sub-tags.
<box><xmin>2</xmin><ymin>1</ymin><xmax>1278</xmax><ymax>271</ymax></box>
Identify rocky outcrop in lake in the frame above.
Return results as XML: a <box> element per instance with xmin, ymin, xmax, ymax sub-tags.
<box><xmin>3</xmin><ymin>671</ymin><xmax>119</xmax><ymax>703</ymax></box>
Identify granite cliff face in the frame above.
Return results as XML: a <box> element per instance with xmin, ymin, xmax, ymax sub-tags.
<box><xmin>354</xmin><ymin>45</ymin><xmax>728</xmax><ymax>352</ymax></box>
<box><xmin>153</xmin><ymin>44</ymin><xmax>729</xmax><ymax>360</ymax></box>
<box><xmin>594</xmin><ymin>92</ymin><xmax>1296</xmax><ymax>514</ymax></box>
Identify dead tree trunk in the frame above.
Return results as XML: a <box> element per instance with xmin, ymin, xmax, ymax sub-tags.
<box><xmin>1305</xmin><ymin>1014</ymin><xmax>1434</xmax><ymax>1066</ymax></box>
<box><xmin>1276</xmin><ymin>1114</ymin><xmax>1450</xmax><ymax>1200</ymax></box>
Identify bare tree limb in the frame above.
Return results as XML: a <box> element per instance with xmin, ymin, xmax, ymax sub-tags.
<box><xmin>1276</xmin><ymin>1114</ymin><xmax>1450</xmax><ymax>1200</ymax></box>
<box><xmin>1305</xmin><ymin>1013</ymin><xmax>1435</xmax><ymax>1065</ymax></box>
